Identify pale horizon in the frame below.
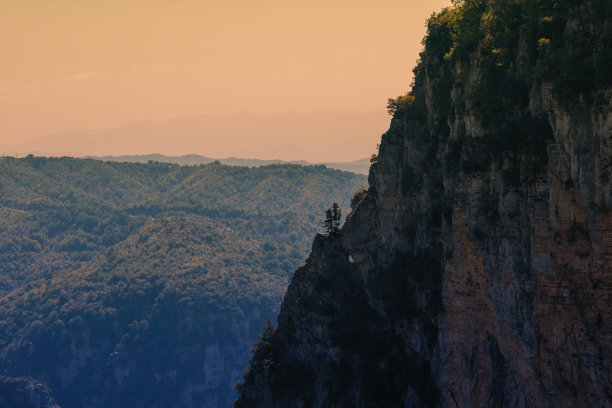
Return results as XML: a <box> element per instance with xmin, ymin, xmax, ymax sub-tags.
<box><xmin>1</xmin><ymin>0</ymin><xmax>453</xmax><ymax>162</ymax></box>
<box><xmin>4</xmin><ymin>110</ymin><xmax>390</xmax><ymax>163</ymax></box>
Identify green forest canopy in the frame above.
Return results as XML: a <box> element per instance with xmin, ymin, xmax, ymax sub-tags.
<box><xmin>0</xmin><ymin>156</ymin><xmax>366</xmax><ymax>407</ymax></box>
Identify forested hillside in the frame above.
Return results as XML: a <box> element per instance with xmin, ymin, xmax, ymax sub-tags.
<box><xmin>85</xmin><ymin>154</ymin><xmax>371</xmax><ymax>175</ymax></box>
<box><xmin>0</xmin><ymin>156</ymin><xmax>365</xmax><ymax>408</ymax></box>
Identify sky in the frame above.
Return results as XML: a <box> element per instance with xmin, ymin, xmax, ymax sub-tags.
<box><xmin>0</xmin><ymin>0</ymin><xmax>452</xmax><ymax>161</ymax></box>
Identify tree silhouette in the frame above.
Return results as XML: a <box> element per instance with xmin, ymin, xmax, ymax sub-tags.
<box><xmin>321</xmin><ymin>203</ymin><xmax>342</xmax><ymax>234</ymax></box>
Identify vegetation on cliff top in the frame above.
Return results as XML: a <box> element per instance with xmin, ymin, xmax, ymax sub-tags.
<box><xmin>385</xmin><ymin>0</ymin><xmax>610</xmax><ymax>200</ymax></box>
<box><xmin>402</xmin><ymin>0</ymin><xmax>612</xmax><ymax>116</ymax></box>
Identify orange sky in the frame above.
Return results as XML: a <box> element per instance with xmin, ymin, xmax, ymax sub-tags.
<box><xmin>0</xmin><ymin>0</ymin><xmax>451</xmax><ymax>160</ymax></box>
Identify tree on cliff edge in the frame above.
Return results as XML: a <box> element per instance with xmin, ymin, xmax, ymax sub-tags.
<box><xmin>321</xmin><ymin>203</ymin><xmax>341</xmax><ymax>234</ymax></box>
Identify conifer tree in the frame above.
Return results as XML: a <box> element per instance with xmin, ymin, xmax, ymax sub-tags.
<box><xmin>321</xmin><ymin>203</ymin><xmax>342</xmax><ymax>234</ymax></box>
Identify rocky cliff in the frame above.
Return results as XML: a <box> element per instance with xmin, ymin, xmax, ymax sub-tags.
<box><xmin>235</xmin><ymin>0</ymin><xmax>612</xmax><ymax>406</ymax></box>
<box><xmin>0</xmin><ymin>376</ymin><xmax>61</xmax><ymax>408</ymax></box>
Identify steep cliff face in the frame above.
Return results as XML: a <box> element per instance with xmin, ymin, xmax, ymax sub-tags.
<box><xmin>0</xmin><ymin>376</ymin><xmax>61</xmax><ymax>408</ymax></box>
<box><xmin>235</xmin><ymin>1</ymin><xmax>612</xmax><ymax>406</ymax></box>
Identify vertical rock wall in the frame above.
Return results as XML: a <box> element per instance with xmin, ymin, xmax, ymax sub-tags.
<box><xmin>235</xmin><ymin>1</ymin><xmax>612</xmax><ymax>406</ymax></box>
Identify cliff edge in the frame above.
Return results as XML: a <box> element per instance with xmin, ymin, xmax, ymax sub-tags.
<box><xmin>235</xmin><ymin>0</ymin><xmax>612</xmax><ymax>406</ymax></box>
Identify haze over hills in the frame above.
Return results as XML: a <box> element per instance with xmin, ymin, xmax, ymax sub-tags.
<box><xmin>0</xmin><ymin>156</ymin><xmax>366</xmax><ymax>408</ymax></box>
<box><xmin>5</xmin><ymin>111</ymin><xmax>388</xmax><ymax>164</ymax></box>
<box><xmin>85</xmin><ymin>154</ymin><xmax>372</xmax><ymax>175</ymax></box>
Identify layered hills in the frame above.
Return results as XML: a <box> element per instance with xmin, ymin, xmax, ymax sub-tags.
<box><xmin>236</xmin><ymin>0</ymin><xmax>612</xmax><ymax>406</ymax></box>
<box><xmin>84</xmin><ymin>154</ymin><xmax>371</xmax><ymax>175</ymax></box>
<box><xmin>0</xmin><ymin>157</ymin><xmax>365</xmax><ymax>407</ymax></box>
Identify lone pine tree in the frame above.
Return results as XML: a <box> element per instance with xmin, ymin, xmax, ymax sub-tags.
<box><xmin>321</xmin><ymin>203</ymin><xmax>341</xmax><ymax>234</ymax></box>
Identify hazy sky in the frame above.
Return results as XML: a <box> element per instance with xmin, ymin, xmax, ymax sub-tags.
<box><xmin>1</xmin><ymin>0</ymin><xmax>451</xmax><ymax>159</ymax></box>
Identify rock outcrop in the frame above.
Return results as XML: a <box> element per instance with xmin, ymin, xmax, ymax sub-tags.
<box><xmin>235</xmin><ymin>1</ymin><xmax>612</xmax><ymax>406</ymax></box>
<box><xmin>0</xmin><ymin>376</ymin><xmax>60</xmax><ymax>408</ymax></box>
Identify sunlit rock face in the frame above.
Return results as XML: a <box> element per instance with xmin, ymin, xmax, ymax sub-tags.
<box><xmin>235</xmin><ymin>0</ymin><xmax>612</xmax><ymax>406</ymax></box>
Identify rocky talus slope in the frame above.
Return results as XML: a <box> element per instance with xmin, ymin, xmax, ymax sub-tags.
<box><xmin>235</xmin><ymin>1</ymin><xmax>612</xmax><ymax>406</ymax></box>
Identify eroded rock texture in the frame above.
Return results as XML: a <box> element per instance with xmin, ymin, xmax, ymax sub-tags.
<box><xmin>235</xmin><ymin>1</ymin><xmax>612</xmax><ymax>406</ymax></box>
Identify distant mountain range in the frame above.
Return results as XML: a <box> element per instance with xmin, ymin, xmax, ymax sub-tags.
<box><xmin>6</xmin><ymin>110</ymin><xmax>388</xmax><ymax>163</ymax></box>
<box><xmin>86</xmin><ymin>153</ymin><xmax>372</xmax><ymax>175</ymax></box>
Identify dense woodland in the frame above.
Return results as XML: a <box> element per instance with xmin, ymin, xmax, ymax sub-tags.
<box><xmin>0</xmin><ymin>156</ymin><xmax>365</xmax><ymax>407</ymax></box>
